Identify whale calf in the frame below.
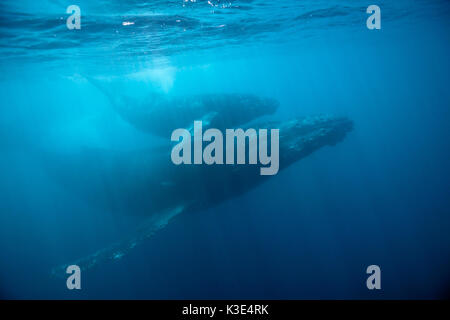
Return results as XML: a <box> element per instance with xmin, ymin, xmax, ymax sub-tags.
<box><xmin>47</xmin><ymin>114</ymin><xmax>353</xmax><ymax>275</ymax></box>
<box><xmin>88</xmin><ymin>78</ymin><xmax>279</xmax><ymax>137</ymax></box>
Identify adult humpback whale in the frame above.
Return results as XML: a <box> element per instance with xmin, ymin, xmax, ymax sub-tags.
<box><xmin>48</xmin><ymin>114</ymin><xmax>353</xmax><ymax>275</ymax></box>
<box><xmin>88</xmin><ymin>77</ymin><xmax>279</xmax><ymax>137</ymax></box>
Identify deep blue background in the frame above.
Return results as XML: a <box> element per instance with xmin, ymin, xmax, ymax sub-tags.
<box><xmin>0</xmin><ymin>0</ymin><xmax>449</xmax><ymax>299</ymax></box>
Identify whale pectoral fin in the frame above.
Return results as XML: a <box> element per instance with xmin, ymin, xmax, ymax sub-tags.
<box><xmin>201</xmin><ymin>111</ymin><xmax>219</xmax><ymax>126</ymax></box>
<box><xmin>51</xmin><ymin>205</ymin><xmax>187</xmax><ymax>277</ymax></box>
<box><xmin>186</xmin><ymin>111</ymin><xmax>219</xmax><ymax>135</ymax></box>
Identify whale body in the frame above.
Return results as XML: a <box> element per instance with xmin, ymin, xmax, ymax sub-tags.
<box><xmin>47</xmin><ymin>114</ymin><xmax>353</xmax><ymax>274</ymax></box>
<box><xmin>88</xmin><ymin>78</ymin><xmax>279</xmax><ymax>137</ymax></box>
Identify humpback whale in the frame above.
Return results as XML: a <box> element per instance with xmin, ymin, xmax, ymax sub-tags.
<box><xmin>87</xmin><ymin>78</ymin><xmax>279</xmax><ymax>137</ymax></box>
<box><xmin>48</xmin><ymin>114</ymin><xmax>353</xmax><ymax>275</ymax></box>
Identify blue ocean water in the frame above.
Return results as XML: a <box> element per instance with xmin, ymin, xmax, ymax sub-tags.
<box><xmin>0</xmin><ymin>0</ymin><xmax>449</xmax><ymax>299</ymax></box>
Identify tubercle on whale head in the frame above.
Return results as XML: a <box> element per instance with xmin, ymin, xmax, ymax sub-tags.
<box><xmin>275</xmin><ymin>114</ymin><xmax>353</xmax><ymax>166</ymax></box>
<box><xmin>281</xmin><ymin>114</ymin><xmax>353</xmax><ymax>140</ymax></box>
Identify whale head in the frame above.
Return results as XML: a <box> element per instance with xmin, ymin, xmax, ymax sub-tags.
<box><xmin>277</xmin><ymin>114</ymin><xmax>353</xmax><ymax>167</ymax></box>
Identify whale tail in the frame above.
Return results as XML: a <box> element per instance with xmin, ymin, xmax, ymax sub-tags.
<box><xmin>85</xmin><ymin>76</ymin><xmax>161</xmax><ymax>132</ymax></box>
<box><xmin>85</xmin><ymin>76</ymin><xmax>119</xmax><ymax>105</ymax></box>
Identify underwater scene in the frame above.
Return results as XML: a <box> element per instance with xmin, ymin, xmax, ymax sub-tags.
<box><xmin>0</xmin><ymin>0</ymin><xmax>449</xmax><ymax>299</ymax></box>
